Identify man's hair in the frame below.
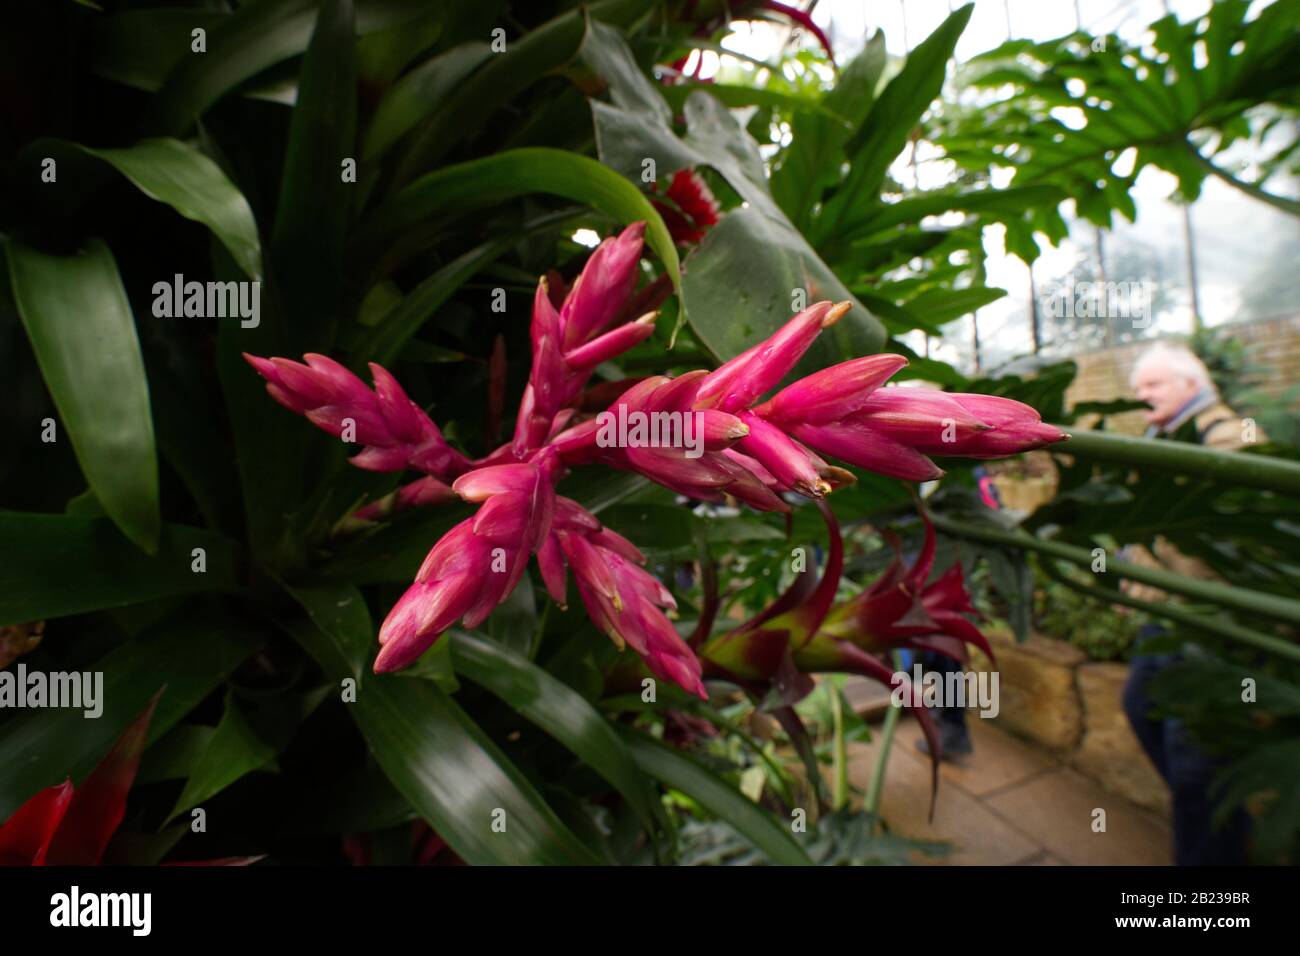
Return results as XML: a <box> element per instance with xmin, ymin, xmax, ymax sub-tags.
<box><xmin>1129</xmin><ymin>341</ymin><xmax>1215</xmax><ymax>392</ymax></box>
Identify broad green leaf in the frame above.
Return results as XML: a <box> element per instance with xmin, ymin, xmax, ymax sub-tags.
<box><xmin>70</xmin><ymin>138</ymin><xmax>262</xmax><ymax>279</ymax></box>
<box><xmin>582</xmin><ymin>23</ymin><xmax>882</xmax><ymax>354</ymax></box>
<box><xmin>617</xmin><ymin>729</ymin><xmax>813</xmax><ymax>866</ymax></box>
<box><xmin>287</xmin><ymin>616</ymin><xmax>600</xmax><ymax>865</ymax></box>
<box><xmin>771</xmin><ymin>33</ymin><xmax>887</xmax><ymax>229</ymax></box>
<box><xmin>363</xmin><ymin>148</ymin><xmax>680</xmax><ymax>304</ymax></box>
<box><xmin>169</xmin><ymin>692</ymin><xmax>276</xmax><ymax>819</ymax></box>
<box><xmin>363</xmin><ymin>42</ymin><xmax>492</xmax><ymax>160</ymax></box>
<box><xmin>0</xmin><ymin>513</ymin><xmax>240</xmax><ymax>626</ymax></box>
<box><xmin>816</xmin><ymin>4</ymin><xmax>973</xmax><ymax>245</ymax></box>
<box><xmin>0</xmin><ymin>608</ymin><xmax>261</xmax><ymax>819</ymax></box>
<box><xmin>6</xmin><ymin>239</ymin><xmax>159</xmax><ymax>552</ymax></box>
<box><xmin>450</xmin><ymin>630</ymin><xmax>662</xmax><ymax>836</ymax></box>
<box><xmin>271</xmin><ymin>0</ymin><xmax>357</xmax><ymax>350</ymax></box>
<box><xmin>286</xmin><ymin>582</ymin><xmax>374</xmax><ymax>682</ymax></box>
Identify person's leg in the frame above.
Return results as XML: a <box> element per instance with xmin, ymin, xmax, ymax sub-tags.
<box><xmin>915</xmin><ymin>652</ymin><xmax>973</xmax><ymax>757</ymax></box>
<box><xmin>1165</xmin><ymin>718</ymin><xmax>1249</xmax><ymax>865</ymax></box>
<box><xmin>1122</xmin><ymin>641</ymin><xmax>1172</xmax><ymax>781</ymax></box>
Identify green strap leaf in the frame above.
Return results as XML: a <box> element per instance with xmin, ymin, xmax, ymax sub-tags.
<box><xmin>617</xmin><ymin>728</ymin><xmax>814</xmax><ymax>866</ymax></box>
<box><xmin>149</xmin><ymin>0</ymin><xmax>430</xmax><ymax>134</ymax></box>
<box><xmin>84</xmin><ymin>138</ymin><xmax>262</xmax><ymax>279</ymax></box>
<box><xmin>450</xmin><ymin>630</ymin><xmax>663</xmax><ymax>836</ymax></box>
<box><xmin>168</xmin><ymin>692</ymin><xmax>275</xmax><ymax>820</ymax></box>
<box><xmin>362</xmin><ymin>148</ymin><xmax>680</xmax><ymax>302</ymax></box>
<box><xmin>287</xmin><ymin>585</ymin><xmax>599</xmax><ymax>865</ymax></box>
<box><xmin>6</xmin><ymin>239</ymin><xmax>160</xmax><ymax>552</ymax></box>
<box><xmin>0</xmin><ymin>513</ymin><xmax>240</xmax><ymax>626</ymax></box>
<box><xmin>271</xmin><ymin>0</ymin><xmax>358</xmax><ymax>346</ymax></box>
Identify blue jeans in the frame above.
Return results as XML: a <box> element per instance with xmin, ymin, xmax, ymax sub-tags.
<box><xmin>1122</xmin><ymin>639</ymin><xmax>1250</xmax><ymax>865</ymax></box>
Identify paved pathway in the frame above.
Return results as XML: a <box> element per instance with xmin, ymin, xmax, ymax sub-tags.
<box><xmin>842</xmin><ymin>688</ymin><xmax>1173</xmax><ymax>865</ymax></box>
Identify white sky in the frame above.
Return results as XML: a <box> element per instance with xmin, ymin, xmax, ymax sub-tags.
<box><xmin>700</xmin><ymin>0</ymin><xmax>1298</xmax><ymax>373</ymax></box>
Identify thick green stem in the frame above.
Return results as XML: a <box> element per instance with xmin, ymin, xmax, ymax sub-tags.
<box><xmin>830</xmin><ymin>682</ymin><xmax>848</xmax><ymax>812</ymax></box>
<box><xmin>931</xmin><ymin>515</ymin><xmax>1300</xmax><ymax>647</ymax></box>
<box><xmin>1054</xmin><ymin>429</ymin><xmax>1300</xmax><ymax>496</ymax></box>
<box><xmin>864</xmin><ymin>653</ymin><xmax>904</xmax><ymax>832</ymax></box>
<box><xmin>1037</xmin><ymin>558</ymin><xmax>1299</xmax><ymax>662</ymax></box>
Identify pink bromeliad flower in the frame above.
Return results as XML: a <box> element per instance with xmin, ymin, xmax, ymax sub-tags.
<box><xmin>245</xmin><ymin>221</ymin><xmax>1066</xmax><ymax>701</ymax></box>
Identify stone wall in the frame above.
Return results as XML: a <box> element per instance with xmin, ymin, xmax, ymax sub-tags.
<box><xmin>970</xmin><ymin>629</ymin><xmax>1169</xmax><ymax>815</ymax></box>
<box><xmin>1063</xmin><ymin>314</ymin><xmax>1300</xmax><ymax>435</ymax></box>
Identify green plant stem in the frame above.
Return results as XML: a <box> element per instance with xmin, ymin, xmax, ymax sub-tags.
<box><xmin>931</xmin><ymin>515</ymin><xmax>1300</xmax><ymax>654</ymax></box>
<box><xmin>1185</xmin><ymin>141</ymin><xmax>1300</xmax><ymax>219</ymax></box>
<box><xmin>1038</xmin><ymin>558</ymin><xmax>1299</xmax><ymax>662</ymax></box>
<box><xmin>864</xmin><ymin>653</ymin><xmax>903</xmax><ymax>833</ymax></box>
<box><xmin>830</xmin><ymin>682</ymin><xmax>848</xmax><ymax>812</ymax></box>
<box><xmin>1054</xmin><ymin>428</ymin><xmax>1300</xmax><ymax>496</ymax></box>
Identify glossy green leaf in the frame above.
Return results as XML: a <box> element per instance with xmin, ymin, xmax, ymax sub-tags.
<box><xmin>363</xmin><ymin>42</ymin><xmax>492</xmax><ymax>160</ymax></box>
<box><xmin>6</xmin><ymin>239</ymin><xmax>160</xmax><ymax>552</ymax></box>
<box><xmin>78</xmin><ymin>138</ymin><xmax>262</xmax><ymax>279</ymax></box>
<box><xmin>286</xmin><ymin>611</ymin><xmax>600</xmax><ymax>865</ymax></box>
<box><xmin>583</xmin><ymin>23</ymin><xmax>881</xmax><ymax>354</ymax></box>
<box><xmin>0</xmin><ymin>513</ymin><xmax>240</xmax><ymax>626</ymax></box>
<box><xmin>169</xmin><ymin>692</ymin><xmax>276</xmax><ymax>819</ymax></box>
<box><xmin>0</xmin><ymin>609</ymin><xmax>261</xmax><ymax>819</ymax></box>
<box><xmin>450</xmin><ymin>630</ymin><xmax>662</xmax><ymax>835</ymax></box>
<box><xmin>363</xmin><ymin>148</ymin><xmax>680</xmax><ymax>302</ymax></box>
<box><xmin>617</xmin><ymin>728</ymin><xmax>813</xmax><ymax>866</ymax></box>
<box><xmin>271</xmin><ymin>0</ymin><xmax>357</xmax><ymax>346</ymax></box>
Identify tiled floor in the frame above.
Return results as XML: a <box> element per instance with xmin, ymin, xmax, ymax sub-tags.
<box><xmin>843</xmin><ymin>711</ymin><xmax>1173</xmax><ymax>865</ymax></box>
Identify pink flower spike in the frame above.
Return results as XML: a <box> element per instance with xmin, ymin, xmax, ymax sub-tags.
<box><xmin>692</xmin><ymin>300</ymin><xmax>850</xmax><ymax>413</ymax></box>
<box><xmin>374</xmin><ymin>573</ymin><xmax>479</xmax><ymax>672</ymax></box>
<box><xmin>753</xmin><ymin>354</ymin><xmax>908</xmax><ymax>425</ymax></box>
<box><xmin>563</xmin><ymin>313</ymin><xmax>658</xmax><ymax>369</ymax></box>
<box><xmin>735</xmin><ymin>411</ymin><xmax>829</xmax><ymax>497</ymax></box>
<box><xmin>787</xmin><ymin>420</ymin><xmax>944</xmax><ymax>481</ymax></box>
<box><xmin>560</xmin><ymin>223</ymin><xmax>647</xmax><ymax>350</ymax></box>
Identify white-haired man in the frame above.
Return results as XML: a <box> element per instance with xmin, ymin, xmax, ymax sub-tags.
<box><xmin>1121</xmin><ymin>340</ymin><xmax>1258</xmax><ymax>865</ymax></box>
<box><xmin>1129</xmin><ymin>341</ymin><xmax>1250</xmax><ymax>450</ymax></box>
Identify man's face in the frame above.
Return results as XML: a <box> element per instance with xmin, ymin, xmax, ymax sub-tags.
<box><xmin>1132</xmin><ymin>363</ymin><xmax>1199</xmax><ymax>426</ymax></box>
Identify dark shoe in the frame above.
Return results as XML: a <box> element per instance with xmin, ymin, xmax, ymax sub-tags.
<box><xmin>915</xmin><ymin>724</ymin><xmax>974</xmax><ymax>761</ymax></box>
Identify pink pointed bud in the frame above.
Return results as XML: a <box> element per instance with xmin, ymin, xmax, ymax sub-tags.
<box><xmin>563</xmin><ymin>313</ymin><xmax>658</xmax><ymax>369</ymax></box>
<box><xmin>588</xmin><ymin>526</ymin><xmax>645</xmax><ymax>564</ymax></box>
<box><xmin>734</xmin><ymin>412</ymin><xmax>829</xmax><ymax>497</ymax></box>
<box><xmin>847</xmin><ymin>388</ymin><xmax>993</xmax><ymax>453</ymax></box>
<box><xmin>754</xmin><ymin>354</ymin><xmax>908</xmax><ymax>425</ymax></box>
<box><xmin>947</xmin><ymin>394</ymin><xmax>1070</xmax><ymax>456</ymax></box>
<box><xmin>549</xmin><ymin>418</ymin><xmax>602</xmax><ymax>465</ymax></box>
<box><xmin>553</xmin><ymin>496</ymin><xmax>602</xmax><ymax>533</ymax></box>
<box><xmin>699</xmin><ymin>410</ymin><xmax>749</xmax><ymax>450</ymax></box>
<box><xmin>537</xmin><ymin>534</ymin><xmax>568</xmax><ymax>606</ymax></box>
<box><xmin>368</xmin><ymin>362</ymin><xmax>428</xmax><ymax>444</ymax></box>
<box><xmin>374</xmin><ymin>572</ymin><xmax>479</xmax><ymax>672</ymax></box>
<box><xmin>693</xmin><ymin>300</ymin><xmax>850</xmax><ymax>413</ymax></box>
<box><xmin>787</xmin><ymin>420</ymin><xmax>944</xmax><ymax>481</ymax></box>
<box><xmin>453</xmin><ymin>463</ymin><xmax>541</xmax><ymax>502</ymax></box>
<box><xmin>352</xmin><ymin>476</ymin><xmax>457</xmax><ymax>523</ymax></box>
<box><xmin>349</xmin><ymin>445</ymin><xmax>411</xmax><ymax>472</ymax></box>
<box><xmin>561</xmin><ymin>223</ymin><xmax>646</xmax><ymax>349</ymax></box>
